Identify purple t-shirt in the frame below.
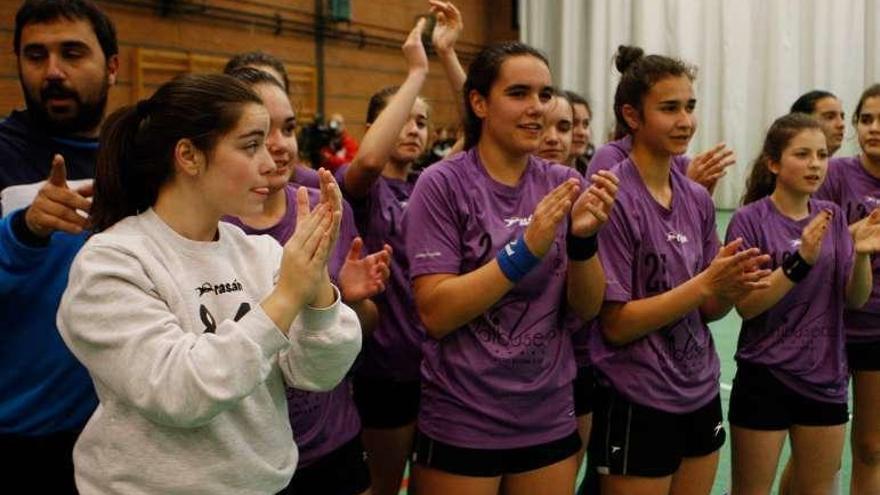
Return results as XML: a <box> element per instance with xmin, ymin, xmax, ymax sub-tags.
<box><xmin>405</xmin><ymin>149</ymin><xmax>584</xmax><ymax>449</ymax></box>
<box><xmin>568</xmin><ymin>313</ymin><xmax>594</xmax><ymax>368</ymax></box>
<box><xmin>589</xmin><ymin>135</ymin><xmax>690</xmax><ymax>176</ymax></box>
<box><xmin>293</xmin><ymin>165</ymin><xmax>320</xmax><ymax>189</ymax></box>
<box><xmin>726</xmin><ymin>198</ymin><xmax>852</xmax><ymax>403</ymax></box>
<box><xmin>589</xmin><ymin>158</ymin><xmax>721</xmax><ymax>413</ymax></box>
<box><xmin>336</xmin><ymin>165</ymin><xmax>424</xmax><ymax>381</ymax></box>
<box><xmin>223</xmin><ymin>184</ymin><xmax>361</xmax><ymax>467</ymax></box>
<box><xmin>814</xmin><ymin>155</ymin><xmax>880</xmax><ymax>342</ymax></box>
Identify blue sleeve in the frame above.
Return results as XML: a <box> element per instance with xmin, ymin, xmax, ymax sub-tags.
<box><xmin>0</xmin><ymin>210</ymin><xmax>44</xmax><ymax>294</ymax></box>
<box><xmin>0</xmin><ymin>208</ymin><xmax>86</xmax><ymax>296</ymax></box>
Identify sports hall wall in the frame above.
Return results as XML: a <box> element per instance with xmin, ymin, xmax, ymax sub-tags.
<box><xmin>0</xmin><ymin>0</ymin><xmax>519</xmax><ymax>140</ymax></box>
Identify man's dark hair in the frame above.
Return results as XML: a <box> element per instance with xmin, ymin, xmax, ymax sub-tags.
<box><xmin>14</xmin><ymin>0</ymin><xmax>118</xmax><ymax>59</ymax></box>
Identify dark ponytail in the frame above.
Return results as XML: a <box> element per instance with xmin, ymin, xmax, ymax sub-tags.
<box><xmin>742</xmin><ymin>113</ymin><xmax>823</xmax><ymax>205</ymax></box>
<box><xmin>462</xmin><ymin>41</ymin><xmax>550</xmax><ymax>150</ymax></box>
<box><xmin>90</xmin><ymin>73</ymin><xmax>262</xmax><ymax>232</ymax></box>
<box><xmin>612</xmin><ymin>45</ymin><xmax>696</xmax><ymax>140</ymax></box>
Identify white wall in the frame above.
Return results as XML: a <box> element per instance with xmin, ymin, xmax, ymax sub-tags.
<box><xmin>521</xmin><ymin>0</ymin><xmax>880</xmax><ymax>208</ymax></box>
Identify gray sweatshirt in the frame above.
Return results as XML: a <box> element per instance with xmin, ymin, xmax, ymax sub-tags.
<box><xmin>57</xmin><ymin>209</ymin><xmax>362</xmax><ymax>494</ymax></box>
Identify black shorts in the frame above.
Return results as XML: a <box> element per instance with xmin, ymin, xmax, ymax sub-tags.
<box><xmin>352</xmin><ymin>375</ymin><xmax>420</xmax><ymax>429</ymax></box>
<box><xmin>411</xmin><ymin>429</ymin><xmax>581</xmax><ymax>477</ymax></box>
<box><xmin>728</xmin><ymin>361</ymin><xmax>848</xmax><ymax>429</ymax></box>
<box><xmin>847</xmin><ymin>340</ymin><xmax>880</xmax><ymax>372</ymax></box>
<box><xmin>574</xmin><ymin>366</ymin><xmax>596</xmax><ymax>416</ymax></box>
<box><xmin>589</xmin><ymin>386</ymin><xmax>725</xmax><ymax>478</ymax></box>
<box><xmin>280</xmin><ymin>435</ymin><xmax>370</xmax><ymax>495</ymax></box>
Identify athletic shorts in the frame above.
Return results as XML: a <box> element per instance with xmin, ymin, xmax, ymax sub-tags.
<box><xmin>728</xmin><ymin>361</ymin><xmax>848</xmax><ymax>429</ymax></box>
<box><xmin>847</xmin><ymin>340</ymin><xmax>880</xmax><ymax>372</ymax></box>
<box><xmin>352</xmin><ymin>375</ymin><xmax>420</xmax><ymax>429</ymax></box>
<box><xmin>574</xmin><ymin>365</ymin><xmax>596</xmax><ymax>416</ymax></box>
<box><xmin>589</xmin><ymin>386</ymin><xmax>725</xmax><ymax>477</ymax></box>
<box><xmin>411</xmin><ymin>429</ymin><xmax>581</xmax><ymax>477</ymax></box>
<box><xmin>279</xmin><ymin>434</ymin><xmax>370</xmax><ymax>495</ymax></box>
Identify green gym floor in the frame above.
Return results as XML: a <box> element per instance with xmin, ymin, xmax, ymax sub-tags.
<box><xmin>397</xmin><ymin>210</ymin><xmax>855</xmax><ymax>494</ymax></box>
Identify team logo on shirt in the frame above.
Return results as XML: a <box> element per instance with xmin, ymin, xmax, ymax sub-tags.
<box><xmin>665</xmin><ymin>231</ymin><xmax>689</xmax><ymax>244</ymax></box>
<box><xmin>865</xmin><ymin>195</ymin><xmax>880</xmax><ymax>207</ymax></box>
<box><xmin>504</xmin><ymin>215</ymin><xmax>532</xmax><ymax>228</ymax></box>
<box><xmin>414</xmin><ymin>249</ymin><xmax>442</xmax><ymax>260</ymax></box>
<box><xmin>195</xmin><ymin>279</ymin><xmax>244</xmax><ymax>297</ymax></box>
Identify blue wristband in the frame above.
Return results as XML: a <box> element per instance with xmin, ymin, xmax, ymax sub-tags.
<box><xmin>496</xmin><ymin>234</ymin><xmax>541</xmax><ymax>283</ymax></box>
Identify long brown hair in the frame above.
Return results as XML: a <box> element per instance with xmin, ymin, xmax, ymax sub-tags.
<box><xmin>463</xmin><ymin>41</ymin><xmax>550</xmax><ymax>149</ymax></box>
<box><xmin>742</xmin><ymin>113</ymin><xmax>824</xmax><ymax>205</ymax></box>
<box><xmin>90</xmin><ymin>74</ymin><xmax>262</xmax><ymax>232</ymax></box>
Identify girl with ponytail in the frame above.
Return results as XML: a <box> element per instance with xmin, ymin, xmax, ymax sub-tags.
<box><xmin>587</xmin><ymin>45</ymin><xmax>770</xmax><ymax>495</ymax></box>
<box><xmin>728</xmin><ymin>112</ymin><xmax>880</xmax><ymax>495</ymax></box>
<box><xmin>589</xmin><ymin>46</ymin><xmax>735</xmax><ymax>195</ymax></box>
<box><xmin>57</xmin><ymin>73</ymin><xmax>361</xmax><ymax>494</ymax></box>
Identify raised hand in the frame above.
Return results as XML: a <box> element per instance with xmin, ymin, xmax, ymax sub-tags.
<box><xmin>338</xmin><ymin>238</ymin><xmax>392</xmax><ymax>303</ymax></box>
<box><xmin>316</xmin><ymin>168</ymin><xmax>343</xmax><ymax>253</ymax></box>
<box><xmin>687</xmin><ymin>143</ymin><xmax>736</xmax><ymax>193</ymax></box>
<box><xmin>852</xmin><ymin>208</ymin><xmax>880</xmax><ymax>255</ymax></box>
<box><xmin>25</xmin><ymin>154</ymin><xmax>93</xmax><ymax>237</ymax></box>
<box><xmin>570</xmin><ymin>170</ymin><xmax>619</xmax><ymax>237</ymax></box>
<box><xmin>523</xmin><ymin>179</ymin><xmax>579</xmax><ymax>257</ymax></box>
<box><xmin>276</xmin><ymin>186</ymin><xmax>334</xmax><ymax>307</ymax></box>
<box><xmin>799</xmin><ymin>209</ymin><xmax>833</xmax><ymax>264</ymax></box>
<box><xmin>700</xmin><ymin>238</ymin><xmax>772</xmax><ymax>302</ymax></box>
<box><xmin>403</xmin><ymin>17</ymin><xmax>429</xmax><ymax>75</ymax></box>
<box><xmin>429</xmin><ymin>0</ymin><xmax>463</xmax><ymax>54</ymax></box>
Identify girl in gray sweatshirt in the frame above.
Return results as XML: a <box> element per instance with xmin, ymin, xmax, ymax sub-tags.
<box><xmin>57</xmin><ymin>73</ymin><xmax>362</xmax><ymax>495</ymax></box>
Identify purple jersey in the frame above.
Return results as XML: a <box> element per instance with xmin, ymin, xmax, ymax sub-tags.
<box><xmin>405</xmin><ymin>149</ymin><xmax>584</xmax><ymax>449</ymax></box>
<box><xmin>568</xmin><ymin>313</ymin><xmax>594</xmax><ymax>368</ymax></box>
<box><xmin>293</xmin><ymin>165</ymin><xmax>321</xmax><ymax>189</ymax></box>
<box><xmin>223</xmin><ymin>184</ymin><xmax>361</xmax><ymax>467</ymax></box>
<box><xmin>589</xmin><ymin>135</ymin><xmax>690</xmax><ymax>176</ymax></box>
<box><xmin>726</xmin><ymin>198</ymin><xmax>852</xmax><ymax>402</ymax></box>
<box><xmin>589</xmin><ymin>158</ymin><xmax>721</xmax><ymax>413</ymax></box>
<box><xmin>814</xmin><ymin>155</ymin><xmax>880</xmax><ymax>342</ymax></box>
<box><xmin>336</xmin><ymin>165</ymin><xmax>424</xmax><ymax>381</ymax></box>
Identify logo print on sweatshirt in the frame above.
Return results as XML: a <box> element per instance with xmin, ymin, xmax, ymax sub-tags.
<box><xmin>666</xmin><ymin>231</ymin><xmax>689</xmax><ymax>244</ymax></box>
<box><xmin>200</xmin><ymin>302</ymin><xmax>251</xmax><ymax>334</ymax></box>
<box><xmin>195</xmin><ymin>279</ymin><xmax>244</xmax><ymax>297</ymax></box>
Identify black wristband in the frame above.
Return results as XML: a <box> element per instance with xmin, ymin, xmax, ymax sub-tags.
<box><xmin>11</xmin><ymin>208</ymin><xmax>50</xmax><ymax>248</ymax></box>
<box><xmin>566</xmin><ymin>230</ymin><xmax>598</xmax><ymax>261</ymax></box>
<box><xmin>782</xmin><ymin>251</ymin><xmax>812</xmax><ymax>283</ymax></box>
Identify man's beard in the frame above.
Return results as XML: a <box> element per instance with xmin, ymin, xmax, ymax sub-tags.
<box><xmin>21</xmin><ymin>75</ymin><xmax>110</xmax><ymax>136</ymax></box>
